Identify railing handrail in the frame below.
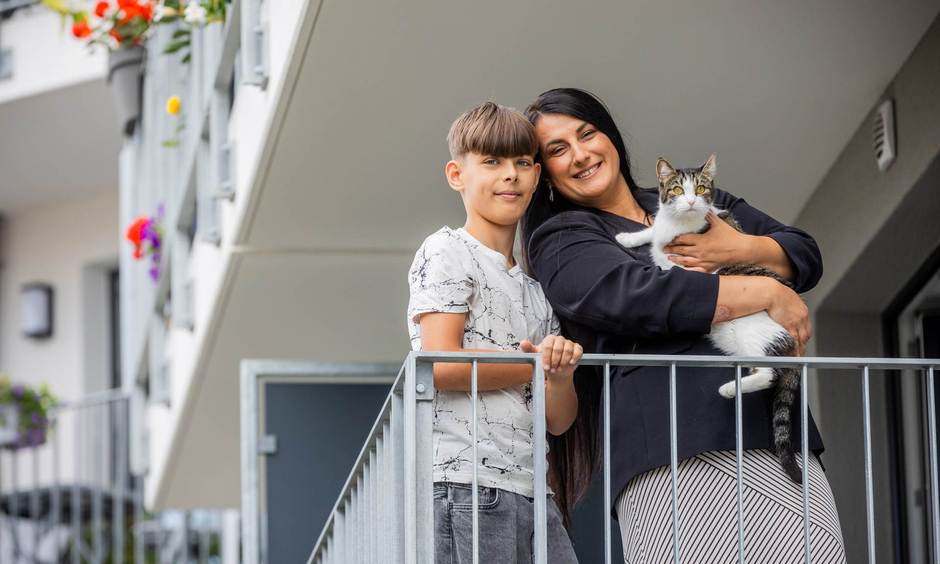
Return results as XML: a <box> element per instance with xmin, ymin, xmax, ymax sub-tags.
<box><xmin>413</xmin><ymin>350</ymin><xmax>940</xmax><ymax>369</ymax></box>
<box><xmin>51</xmin><ymin>388</ymin><xmax>131</xmax><ymax>412</ymax></box>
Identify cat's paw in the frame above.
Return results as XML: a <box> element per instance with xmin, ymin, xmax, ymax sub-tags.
<box><xmin>718</xmin><ymin>381</ymin><xmax>737</xmax><ymax>399</ymax></box>
<box><xmin>616</xmin><ymin>232</ymin><xmax>644</xmax><ymax>248</ymax></box>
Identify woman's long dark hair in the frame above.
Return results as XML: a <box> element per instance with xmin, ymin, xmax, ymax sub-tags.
<box><xmin>521</xmin><ymin>88</ymin><xmax>641</xmax><ymax>527</ymax></box>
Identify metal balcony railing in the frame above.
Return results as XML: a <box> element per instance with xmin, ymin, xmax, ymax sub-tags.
<box><xmin>0</xmin><ymin>389</ymin><xmax>230</xmax><ymax>563</ymax></box>
<box><xmin>239</xmin><ymin>352</ymin><xmax>940</xmax><ymax>564</ymax></box>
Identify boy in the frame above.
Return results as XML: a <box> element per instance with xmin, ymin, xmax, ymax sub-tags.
<box><xmin>407</xmin><ymin>102</ymin><xmax>581</xmax><ymax>563</ymax></box>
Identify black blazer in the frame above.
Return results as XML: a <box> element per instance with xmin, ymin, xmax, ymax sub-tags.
<box><xmin>528</xmin><ymin>187</ymin><xmax>825</xmax><ymax>504</ymax></box>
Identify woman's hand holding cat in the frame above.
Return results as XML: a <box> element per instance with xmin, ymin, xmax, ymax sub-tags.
<box><xmin>664</xmin><ymin>213</ymin><xmax>752</xmax><ymax>273</ymax></box>
<box><xmin>766</xmin><ymin>281</ymin><xmax>812</xmax><ymax>355</ymax></box>
<box><xmin>666</xmin><ymin>213</ymin><xmax>797</xmax><ymax>281</ymax></box>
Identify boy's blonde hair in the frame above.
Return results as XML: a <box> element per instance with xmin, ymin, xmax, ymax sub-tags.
<box><xmin>447</xmin><ymin>102</ymin><xmax>538</xmax><ymax>161</ymax></box>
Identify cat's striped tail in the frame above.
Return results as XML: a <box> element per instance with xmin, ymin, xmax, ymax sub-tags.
<box><xmin>773</xmin><ymin>366</ymin><xmax>803</xmax><ymax>484</ymax></box>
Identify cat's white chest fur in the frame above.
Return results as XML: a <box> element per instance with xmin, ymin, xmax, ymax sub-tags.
<box><xmin>615</xmin><ymin>207</ymin><xmax>717</xmax><ymax>271</ymax></box>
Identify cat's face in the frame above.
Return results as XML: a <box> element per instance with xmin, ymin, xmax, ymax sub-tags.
<box><xmin>656</xmin><ymin>155</ymin><xmax>717</xmax><ymax>219</ymax></box>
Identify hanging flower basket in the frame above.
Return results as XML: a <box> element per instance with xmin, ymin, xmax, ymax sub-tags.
<box><xmin>0</xmin><ymin>376</ymin><xmax>57</xmax><ymax>450</ymax></box>
<box><xmin>108</xmin><ymin>44</ymin><xmax>147</xmax><ymax>135</ymax></box>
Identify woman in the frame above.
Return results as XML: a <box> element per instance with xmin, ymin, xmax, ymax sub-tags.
<box><xmin>522</xmin><ymin>88</ymin><xmax>846</xmax><ymax>563</ymax></box>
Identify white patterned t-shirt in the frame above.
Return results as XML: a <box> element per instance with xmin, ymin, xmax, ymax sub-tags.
<box><xmin>407</xmin><ymin>226</ymin><xmax>560</xmax><ymax>497</ymax></box>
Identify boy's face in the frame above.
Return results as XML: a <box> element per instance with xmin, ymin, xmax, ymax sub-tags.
<box><xmin>445</xmin><ymin>152</ymin><xmax>541</xmax><ymax>227</ymax></box>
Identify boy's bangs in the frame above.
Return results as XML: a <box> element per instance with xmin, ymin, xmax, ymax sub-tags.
<box><xmin>449</xmin><ymin>102</ymin><xmax>537</xmax><ymax>159</ymax></box>
<box><xmin>467</xmin><ymin>114</ymin><xmax>537</xmax><ymax>158</ymax></box>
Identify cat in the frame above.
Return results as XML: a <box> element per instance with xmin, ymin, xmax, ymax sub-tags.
<box><xmin>615</xmin><ymin>154</ymin><xmax>802</xmax><ymax>484</ymax></box>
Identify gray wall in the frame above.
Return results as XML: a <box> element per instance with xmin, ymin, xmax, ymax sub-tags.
<box><xmin>793</xmin><ymin>13</ymin><xmax>940</xmax><ymax>564</ymax></box>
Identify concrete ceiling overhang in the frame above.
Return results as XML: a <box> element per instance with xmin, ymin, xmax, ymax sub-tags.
<box><xmin>157</xmin><ymin>0</ymin><xmax>940</xmax><ymax>508</ymax></box>
<box><xmin>0</xmin><ymin>78</ymin><xmax>121</xmax><ymax>214</ymax></box>
<box><xmin>242</xmin><ymin>0</ymin><xmax>940</xmax><ymax>250</ymax></box>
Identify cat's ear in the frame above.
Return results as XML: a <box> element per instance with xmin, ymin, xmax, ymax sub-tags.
<box><xmin>656</xmin><ymin>158</ymin><xmax>677</xmax><ymax>185</ymax></box>
<box><xmin>699</xmin><ymin>154</ymin><xmax>717</xmax><ymax>181</ymax></box>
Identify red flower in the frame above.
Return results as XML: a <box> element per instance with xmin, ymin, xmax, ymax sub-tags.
<box><xmin>94</xmin><ymin>1</ymin><xmax>109</xmax><ymax>17</ymax></box>
<box><xmin>118</xmin><ymin>3</ymin><xmax>140</xmax><ymax>25</ymax></box>
<box><xmin>125</xmin><ymin>216</ymin><xmax>150</xmax><ymax>260</ymax></box>
<box><xmin>117</xmin><ymin>0</ymin><xmax>136</xmax><ymax>9</ymax></box>
<box><xmin>140</xmin><ymin>2</ymin><xmax>153</xmax><ymax>21</ymax></box>
<box><xmin>109</xmin><ymin>28</ymin><xmax>124</xmax><ymax>44</ymax></box>
<box><xmin>71</xmin><ymin>20</ymin><xmax>92</xmax><ymax>38</ymax></box>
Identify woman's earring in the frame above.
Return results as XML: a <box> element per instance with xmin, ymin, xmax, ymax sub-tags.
<box><xmin>548</xmin><ymin>183</ymin><xmax>555</xmax><ymax>202</ymax></box>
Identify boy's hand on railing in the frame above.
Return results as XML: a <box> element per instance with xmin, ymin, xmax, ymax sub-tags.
<box><xmin>520</xmin><ymin>336</ymin><xmax>583</xmax><ymax>381</ymax></box>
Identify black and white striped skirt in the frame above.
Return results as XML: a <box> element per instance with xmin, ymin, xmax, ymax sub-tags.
<box><xmin>616</xmin><ymin>450</ymin><xmax>846</xmax><ymax>563</ymax></box>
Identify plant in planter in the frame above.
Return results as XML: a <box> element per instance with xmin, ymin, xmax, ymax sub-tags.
<box><xmin>158</xmin><ymin>0</ymin><xmax>230</xmax><ymax>63</ymax></box>
<box><xmin>125</xmin><ymin>205</ymin><xmax>165</xmax><ymax>281</ymax></box>
<box><xmin>0</xmin><ymin>375</ymin><xmax>58</xmax><ymax>450</ymax></box>
<box><xmin>42</xmin><ymin>0</ymin><xmax>156</xmax><ymax>133</ymax></box>
<box><xmin>41</xmin><ymin>0</ymin><xmax>155</xmax><ymax>49</ymax></box>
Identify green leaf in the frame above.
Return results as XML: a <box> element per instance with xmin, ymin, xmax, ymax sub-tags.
<box><xmin>172</xmin><ymin>29</ymin><xmax>191</xmax><ymax>39</ymax></box>
<box><xmin>162</xmin><ymin>139</ymin><xmax>180</xmax><ymax>148</ymax></box>
<box><xmin>163</xmin><ymin>39</ymin><xmax>190</xmax><ymax>54</ymax></box>
<box><xmin>181</xmin><ymin>52</ymin><xmax>192</xmax><ymax>64</ymax></box>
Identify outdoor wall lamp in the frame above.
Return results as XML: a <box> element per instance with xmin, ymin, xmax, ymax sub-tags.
<box><xmin>21</xmin><ymin>282</ymin><xmax>53</xmax><ymax>339</ymax></box>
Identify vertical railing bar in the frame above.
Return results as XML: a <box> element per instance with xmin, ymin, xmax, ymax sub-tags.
<box><xmin>372</xmin><ymin>438</ymin><xmax>378</xmax><ymax>557</ymax></box>
<box><xmin>735</xmin><ymin>363</ymin><xmax>744</xmax><ymax>564</ymax></box>
<box><xmin>370</xmin><ymin>450</ymin><xmax>378</xmax><ymax>564</ymax></box>
<box><xmin>801</xmin><ymin>364</ymin><xmax>811</xmax><ymax>563</ymax></box>
<box><xmin>51</xmin><ymin>413</ymin><xmax>61</xmax><ymax>555</ymax></box>
<box><xmin>391</xmin><ymin>388</ymin><xmax>405</xmax><ymax>563</ymax></box>
<box><xmin>115</xmin><ymin>399</ymin><xmax>128</xmax><ymax>564</ymax></box>
<box><xmin>200</xmin><ymin>524</ymin><xmax>210</xmax><ymax>564</ymax></box>
<box><xmin>385</xmin><ymin>422</ymin><xmax>392</xmax><ymax>557</ymax></box>
<box><xmin>471</xmin><ymin>359</ymin><xmax>479</xmax><ymax>564</ymax></box>
<box><xmin>604</xmin><ymin>361</ymin><xmax>612</xmax><ymax>564</ymax></box>
<box><xmin>351</xmin><ymin>483</ymin><xmax>358</xmax><ymax>564</ymax></box>
<box><xmin>10</xmin><ymin>445</ymin><xmax>18</xmax><ymax>558</ymax></box>
<box><xmin>365</xmin><ymin>469</ymin><xmax>371</xmax><ymax>564</ymax></box>
<box><xmin>533</xmin><ymin>356</ymin><xmax>548</xmax><ymax>564</ymax></box>
<box><xmin>669</xmin><ymin>361</ymin><xmax>680</xmax><ymax>564</ymax></box>
<box><xmin>135</xmin><ymin>474</ymin><xmax>144</xmax><ymax>564</ymax></box>
<box><xmin>72</xmin><ymin>406</ymin><xmax>82</xmax><ymax>564</ymax></box>
<box><xmin>345</xmin><ymin>499</ymin><xmax>353</xmax><ymax>562</ymax></box>
<box><xmin>862</xmin><ymin>365</ymin><xmax>876</xmax><ymax>564</ymax></box>
<box><xmin>403</xmin><ymin>355</ymin><xmax>417</xmax><ymax>564</ymax></box>
<box><xmin>415</xmin><ymin>361</ymin><xmax>436</xmax><ymax>563</ymax></box>
<box><xmin>94</xmin><ymin>405</ymin><xmax>104</xmax><ymax>562</ymax></box>
<box><xmin>335</xmin><ymin>504</ymin><xmax>345</xmax><ymax>564</ymax></box>
<box><xmin>928</xmin><ymin>366</ymin><xmax>940</xmax><ymax>564</ymax></box>
<box><xmin>357</xmin><ymin>478</ymin><xmax>364</xmax><ymax>564</ymax></box>
<box><xmin>31</xmin><ymin>446</ymin><xmax>40</xmax><ymax>557</ymax></box>
<box><xmin>361</xmin><ymin>466</ymin><xmax>369</xmax><ymax>564</ymax></box>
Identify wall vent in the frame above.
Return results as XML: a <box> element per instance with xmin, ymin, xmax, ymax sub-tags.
<box><xmin>873</xmin><ymin>99</ymin><xmax>896</xmax><ymax>172</ymax></box>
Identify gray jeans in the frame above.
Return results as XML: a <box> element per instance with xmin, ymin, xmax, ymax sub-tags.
<box><xmin>433</xmin><ymin>482</ymin><xmax>579</xmax><ymax>564</ymax></box>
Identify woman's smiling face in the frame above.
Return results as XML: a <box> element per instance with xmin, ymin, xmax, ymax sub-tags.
<box><xmin>534</xmin><ymin>112</ymin><xmax>622</xmax><ymax>206</ymax></box>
